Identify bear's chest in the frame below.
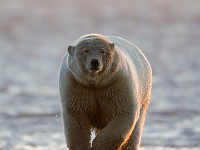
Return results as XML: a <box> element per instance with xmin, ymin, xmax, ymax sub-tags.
<box><xmin>67</xmin><ymin>87</ymin><xmax>118</xmax><ymax>128</ymax></box>
<box><xmin>81</xmin><ymin>88</ymin><xmax>126</xmax><ymax>129</ymax></box>
<box><xmin>81</xmin><ymin>90</ymin><xmax>113</xmax><ymax>128</ymax></box>
<box><xmin>67</xmin><ymin>81</ymin><xmax>132</xmax><ymax>129</ymax></box>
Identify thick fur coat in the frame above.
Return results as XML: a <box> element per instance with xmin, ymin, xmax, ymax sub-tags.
<box><xmin>59</xmin><ymin>34</ymin><xmax>152</xmax><ymax>150</ymax></box>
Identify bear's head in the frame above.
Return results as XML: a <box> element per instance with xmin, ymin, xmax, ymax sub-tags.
<box><xmin>67</xmin><ymin>35</ymin><xmax>115</xmax><ymax>82</ymax></box>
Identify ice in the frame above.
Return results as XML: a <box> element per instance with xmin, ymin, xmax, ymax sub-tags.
<box><xmin>0</xmin><ymin>0</ymin><xmax>200</xmax><ymax>149</ymax></box>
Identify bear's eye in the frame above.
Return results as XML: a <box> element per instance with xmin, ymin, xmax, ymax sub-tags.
<box><xmin>82</xmin><ymin>47</ymin><xmax>89</xmax><ymax>53</ymax></box>
<box><xmin>101</xmin><ymin>48</ymin><xmax>107</xmax><ymax>54</ymax></box>
<box><xmin>84</xmin><ymin>50</ymin><xmax>88</xmax><ymax>53</ymax></box>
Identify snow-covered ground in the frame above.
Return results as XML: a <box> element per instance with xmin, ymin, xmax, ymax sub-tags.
<box><xmin>0</xmin><ymin>0</ymin><xmax>200</xmax><ymax>149</ymax></box>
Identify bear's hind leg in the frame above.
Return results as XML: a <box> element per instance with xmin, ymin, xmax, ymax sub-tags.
<box><xmin>121</xmin><ymin>101</ymin><xmax>149</xmax><ymax>150</ymax></box>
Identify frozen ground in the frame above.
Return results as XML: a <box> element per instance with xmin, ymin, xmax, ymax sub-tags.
<box><xmin>0</xmin><ymin>0</ymin><xmax>200</xmax><ymax>149</ymax></box>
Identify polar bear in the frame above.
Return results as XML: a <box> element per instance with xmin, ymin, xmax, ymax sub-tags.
<box><xmin>59</xmin><ymin>34</ymin><xmax>152</xmax><ymax>150</ymax></box>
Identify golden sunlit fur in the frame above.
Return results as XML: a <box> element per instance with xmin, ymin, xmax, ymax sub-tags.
<box><xmin>59</xmin><ymin>34</ymin><xmax>152</xmax><ymax>150</ymax></box>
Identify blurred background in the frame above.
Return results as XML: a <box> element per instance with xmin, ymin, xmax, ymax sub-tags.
<box><xmin>0</xmin><ymin>0</ymin><xmax>200</xmax><ymax>149</ymax></box>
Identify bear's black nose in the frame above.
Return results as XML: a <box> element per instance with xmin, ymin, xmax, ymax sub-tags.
<box><xmin>90</xmin><ymin>59</ymin><xmax>100</xmax><ymax>70</ymax></box>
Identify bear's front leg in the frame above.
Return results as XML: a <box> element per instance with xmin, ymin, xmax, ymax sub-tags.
<box><xmin>62</xmin><ymin>109</ymin><xmax>91</xmax><ymax>150</ymax></box>
<box><xmin>92</xmin><ymin>109</ymin><xmax>139</xmax><ymax>150</ymax></box>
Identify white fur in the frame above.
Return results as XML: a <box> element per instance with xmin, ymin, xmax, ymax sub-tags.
<box><xmin>59</xmin><ymin>34</ymin><xmax>152</xmax><ymax>150</ymax></box>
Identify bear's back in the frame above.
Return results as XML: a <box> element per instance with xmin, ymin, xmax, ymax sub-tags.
<box><xmin>106</xmin><ymin>36</ymin><xmax>152</xmax><ymax>101</ymax></box>
<box><xmin>106</xmin><ymin>36</ymin><xmax>150</xmax><ymax>71</ymax></box>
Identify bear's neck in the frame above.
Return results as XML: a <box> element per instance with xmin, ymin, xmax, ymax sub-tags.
<box><xmin>72</xmin><ymin>70</ymin><xmax>118</xmax><ymax>88</ymax></box>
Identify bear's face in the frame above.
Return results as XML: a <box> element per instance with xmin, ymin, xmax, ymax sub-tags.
<box><xmin>68</xmin><ymin>38</ymin><xmax>114</xmax><ymax>79</ymax></box>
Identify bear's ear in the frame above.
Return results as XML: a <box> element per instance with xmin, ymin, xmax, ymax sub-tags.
<box><xmin>110</xmin><ymin>43</ymin><xmax>115</xmax><ymax>49</ymax></box>
<box><xmin>68</xmin><ymin>46</ymin><xmax>75</xmax><ymax>56</ymax></box>
<box><xmin>109</xmin><ymin>43</ymin><xmax>115</xmax><ymax>53</ymax></box>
